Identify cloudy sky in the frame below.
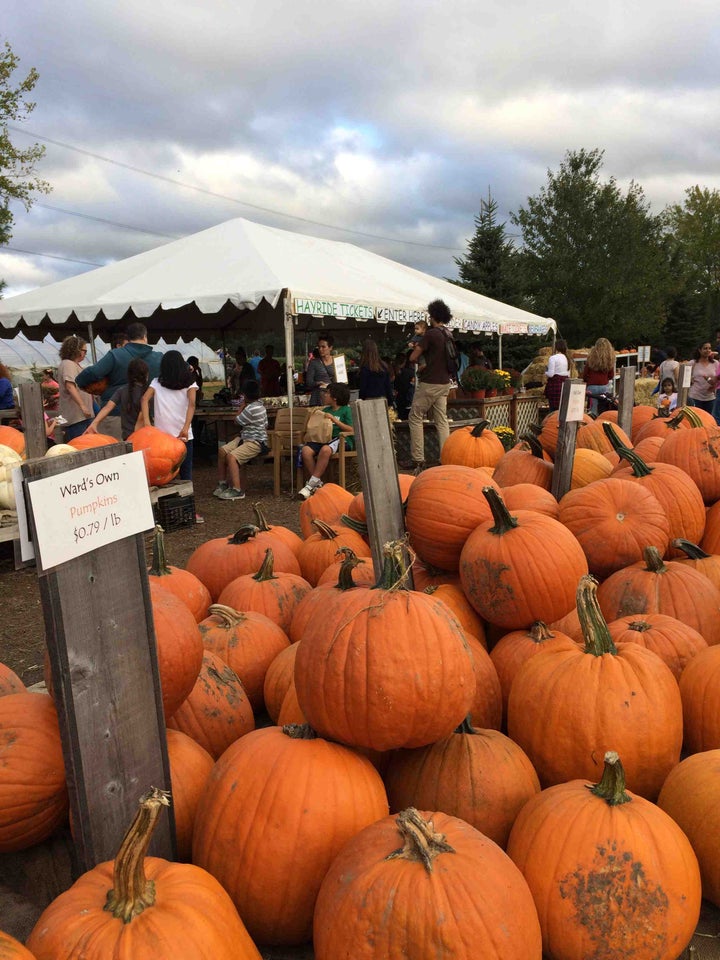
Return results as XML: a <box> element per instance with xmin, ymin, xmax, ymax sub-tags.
<box><xmin>1</xmin><ymin>0</ymin><xmax>718</xmax><ymax>297</ymax></box>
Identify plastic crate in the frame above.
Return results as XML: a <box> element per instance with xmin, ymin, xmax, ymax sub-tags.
<box><xmin>154</xmin><ymin>493</ymin><xmax>195</xmax><ymax>530</ymax></box>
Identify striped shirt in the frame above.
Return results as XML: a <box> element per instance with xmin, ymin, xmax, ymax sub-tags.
<box><xmin>236</xmin><ymin>400</ymin><xmax>268</xmax><ymax>444</ymax></box>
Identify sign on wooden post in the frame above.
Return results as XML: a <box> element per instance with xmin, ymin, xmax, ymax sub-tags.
<box><xmin>617</xmin><ymin>366</ymin><xmax>636</xmax><ymax>438</ymax></box>
<box><xmin>678</xmin><ymin>362</ymin><xmax>692</xmax><ymax>409</ymax></box>
<box><xmin>551</xmin><ymin>380</ymin><xmax>585</xmax><ymax>501</ymax></box>
<box><xmin>20</xmin><ymin>444</ymin><xmax>174</xmax><ymax>871</ymax></box>
<box><xmin>352</xmin><ymin>398</ymin><xmax>413</xmax><ymax>587</ymax></box>
<box><xmin>18</xmin><ymin>382</ymin><xmax>47</xmax><ymax>459</ymax></box>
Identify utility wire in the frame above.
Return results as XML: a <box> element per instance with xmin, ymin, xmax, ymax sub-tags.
<box><xmin>32</xmin><ymin>202</ymin><xmax>179</xmax><ymax>240</ymax></box>
<box><xmin>8</xmin><ymin>124</ymin><xmax>465</xmax><ymax>253</ymax></box>
<box><xmin>4</xmin><ymin>246</ymin><xmax>104</xmax><ymax>267</ymax></box>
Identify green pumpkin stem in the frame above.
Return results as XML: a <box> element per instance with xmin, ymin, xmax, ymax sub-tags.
<box><xmin>671</xmin><ymin>539</ymin><xmax>710</xmax><ymax>561</ymax></box>
<box><xmin>483</xmin><ymin>486</ymin><xmax>519</xmax><ymax>535</ymax></box>
<box><xmin>148</xmin><ymin>525</ymin><xmax>172</xmax><ymax>577</ymax></box>
<box><xmin>616</xmin><ymin>446</ymin><xmax>654</xmax><ymax>477</ymax></box>
<box><xmin>312</xmin><ymin>519</ymin><xmax>339</xmax><ymax>540</ymax></box>
<box><xmin>281</xmin><ymin>723</ymin><xmax>318</xmax><ymax>740</ymax></box>
<box><xmin>600</xmin><ymin>421</ymin><xmax>631</xmax><ymax>456</ymax></box>
<box><xmin>679</xmin><ymin>407</ymin><xmax>704</xmax><ymax>429</ymax></box>
<box><xmin>455</xmin><ymin>715</ymin><xmax>477</xmax><ymax>735</ymax></box>
<box><xmin>518</xmin><ymin>432</ymin><xmax>545</xmax><ymax>458</ymax></box>
<box><xmin>470</xmin><ymin>419</ymin><xmax>491</xmax><ymax>438</ymax></box>
<box><xmin>374</xmin><ymin>540</ymin><xmax>411</xmax><ymax>591</ymax></box>
<box><xmin>576</xmin><ymin>575</ymin><xmax>617</xmax><ymax>657</ymax></box>
<box><xmin>587</xmin><ymin>751</ymin><xmax>632</xmax><ymax>806</ymax></box>
<box><xmin>228</xmin><ymin>524</ymin><xmax>260</xmax><ymax>545</ymax></box>
<box><xmin>252</xmin><ymin>548</ymin><xmax>277</xmax><ymax>582</ymax></box>
<box><xmin>104</xmin><ymin>787</ymin><xmax>170</xmax><ymax>922</ymax></box>
<box><xmin>340</xmin><ymin>513</ymin><xmax>369</xmax><ymax>535</ymax></box>
<box><xmin>643</xmin><ymin>545</ymin><xmax>667</xmax><ymax>573</ymax></box>
<box><xmin>334</xmin><ymin>547</ymin><xmax>365</xmax><ymax>590</ymax></box>
<box><xmin>208</xmin><ymin>603</ymin><xmax>246</xmax><ymax>628</ymax></box>
<box><xmin>386</xmin><ymin>808</ymin><xmax>455</xmax><ymax>873</ymax></box>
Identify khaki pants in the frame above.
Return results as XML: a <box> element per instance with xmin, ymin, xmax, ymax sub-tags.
<box><xmin>408</xmin><ymin>381</ymin><xmax>450</xmax><ymax>463</ymax></box>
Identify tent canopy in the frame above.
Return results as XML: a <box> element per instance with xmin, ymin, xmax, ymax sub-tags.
<box><xmin>0</xmin><ymin>217</ymin><xmax>556</xmax><ymax>342</ymax></box>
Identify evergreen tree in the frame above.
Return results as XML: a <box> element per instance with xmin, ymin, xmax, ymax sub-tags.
<box><xmin>664</xmin><ymin>186</ymin><xmax>720</xmax><ymax>335</ymax></box>
<box><xmin>452</xmin><ymin>191</ymin><xmax>523</xmax><ymax>306</ymax></box>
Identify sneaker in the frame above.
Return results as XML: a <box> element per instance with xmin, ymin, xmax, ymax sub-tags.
<box><xmin>212</xmin><ymin>482</ymin><xmax>228</xmax><ymax>498</ymax></box>
<box><xmin>218</xmin><ymin>487</ymin><xmax>246</xmax><ymax>500</ymax></box>
<box><xmin>297</xmin><ymin>483</ymin><xmax>313</xmax><ymax>500</ymax></box>
<box><xmin>195</xmin><ymin>514</ymin><xmax>205</xmax><ymax>524</ymax></box>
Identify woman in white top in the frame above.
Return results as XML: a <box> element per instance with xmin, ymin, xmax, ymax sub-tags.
<box><xmin>141</xmin><ymin>350</ymin><xmax>198</xmax><ymax>482</ymax></box>
<box><xmin>544</xmin><ymin>339</ymin><xmax>569</xmax><ymax>411</ymax></box>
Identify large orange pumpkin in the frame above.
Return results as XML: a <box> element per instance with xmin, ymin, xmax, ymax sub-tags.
<box><xmin>459</xmin><ymin>487</ymin><xmax>588</xmax><ymax>630</ymax></box>
<box><xmin>507</xmin><ymin>576</ymin><xmax>683</xmax><ymax>800</ymax></box>
<box><xmin>569</xmin><ymin>447</ymin><xmax>613</xmax><ymax>488</ymax></box>
<box><xmin>466</xmin><ymin>633</ymin><xmax>502</xmax><ymax>729</ymax></box>
<box><xmin>0</xmin><ymin>425</ymin><xmax>25</xmax><ymax>456</ymax></box>
<box><xmin>296</xmin><ymin>519</ymin><xmax>371</xmax><ymax>586</ymax></box>
<box><xmin>149</xmin><ymin>582</ymin><xmax>204</xmax><ymax>718</ymax></box>
<box><xmin>678</xmin><ymin>645</ymin><xmax>720</xmax><ymax>753</ymax></box>
<box><xmin>147</xmin><ymin>525</ymin><xmax>211</xmax><ymax>622</ymax></box>
<box><xmin>192</xmin><ymin>724</ymin><xmax>389</xmax><ymax>946</ymax></box>
<box><xmin>658</xmin><ymin>750</ymin><xmax>720</xmax><ymax>907</ymax></box>
<box><xmin>538</xmin><ymin>410</ymin><xmax>593</xmax><ymax>459</ymax></box>
<box><xmin>313</xmin><ymin>807</ymin><xmax>542</xmax><ymax>959</ymax></box>
<box><xmin>657</xmin><ymin>407</ymin><xmax>720</xmax><ymax>504</ymax></box>
<box><xmin>490</xmin><ymin>434</ymin><xmax>553</xmax><ymax>490</ymax></box>
<box><xmin>507</xmin><ymin>751</ymin><xmax>701</xmax><ymax>960</ymax></box>
<box><xmin>289</xmin><ymin>548</ymin><xmax>370</xmax><ymax>643</ymax></box>
<box><xmin>262</xmin><ymin>644</ymin><xmax>299</xmax><ymax>723</ymax></box>
<box><xmin>440</xmin><ymin>419</ymin><xmax>505</xmax><ymax>468</ymax></box>
<box><xmin>27</xmin><ymin>789</ymin><xmax>261</xmax><ymax>959</ymax></box>
<box><xmin>383</xmin><ymin>719</ymin><xmax>540</xmax><ymax>848</ymax></box>
<box><xmin>0</xmin><ymin>931</ymin><xmax>36</xmax><ymax>958</ymax></box>
<box><xmin>501</xmin><ymin>482</ymin><xmax>559</xmax><ymax>519</ymax></box>
<box><xmin>0</xmin><ymin>662</ymin><xmax>24</xmax><ymax>697</ymax></box>
<box><xmin>424</xmin><ymin>582</ymin><xmax>486</xmax><ymax>646</ymax></box>
<box><xmin>251</xmin><ymin>502</ymin><xmax>303</xmax><ymax>555</ymax></box>
<box><xmin>67</xmin><ymin>433</ymin><xmax>117</xmax><ymax>451</ymax></box>
<box><xmin>127</xmin><ymin>425</ymin><xmax>186</xmax><ymax>487</ymax></box>
<box><xmin>0</xmin><ymin>693</ymin><xmax>68</xmax><ymax>853</ymax></box>
<box><xmin>294</xmin><ymin>542</ymin><xmax>476</xmax><ymax>751</ymax></box>
<box><xmin>607</xmin><ymin>613</ymin><xmax>706</xmax><ymax>681</ymax></box>
<box><xmin>672</xmin><ymin>537</ymin><xmax>720</xmax><ymax>590</ymax></box>
<box><xmin>298</xmin><ymin>482</ymin><xmax>353</xmax><ymax>538</ymax></box>
<box><xmin>166</xmin><ymin>728</ymin><xmax>214</xmax><ymax>862</ymax></box>
<box><xmin>217</xmin><ymin>547</ymin><xmax>312</xmax><ymax>632</ymax></box>
<box><xmin>167</xmin><ymin>650</ymin><xmax>254</xmax><ymax>759</ymax></box>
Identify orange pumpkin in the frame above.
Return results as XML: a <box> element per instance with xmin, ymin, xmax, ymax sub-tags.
<box><xmin>672</xmin><ymin>538</ymin><xmax>720</xmax><ymax>590</ymax></box>
<box><xmin>315</xmin><ymin>550</ymin><xmax>376</xmax><ymax>587</ymax></box>
<box><xmin>507</xmin><ymin>751</ymin><xmax>701</xmax><ymax>960</ymax></box>
<box><xmin>657</xmin><ymin>407</ymin><xmax>720</xmax><ymax>503</ymax></box>
<box><xmin>167</xmin><ymin>650</ymin><xmax>255</xmax><ymax>759</ymax></box>
<box><xmin>127</xmin><ymin>425</ymin><xmax>186</xmax><ymax>487</ymax></box>
<box><xmin>558</xmin><ymin>477</ymin><xmax>670</xmax><ymax>581</ymax></box>
<box><xmin>192</xmin><ymin>724</ymin><xmax>389</xmax><ymax>946</ymax></box>
<box><xmin>186</xmin><ymin>523</ymin><xmax>301</xmax><ymax>602</ymax></box>
<box><xmin>289</xmin><ymin>548</ymin><xmax>369</xmax><ymax>643</ymax></box>
<box><xmin>166</xmin><ymin>728</ymin><xmax>214</xmax><ymax>862</ymax></box>
<box><xmin>607</xmin><ymin>613</ymin><xmax>707</xmax><ymax>680</ymax></box>
<box><xmin>633</xmin><ymin>407</ymin><xmax>692</xmax><ymax>443</ymax></box>
<box><xmin>0</xmin><ymin>931</ymin><xmax>37</xmax><ymax>958</ymax></box>
<box><xmin>251</xmin><ymin>502</ymin><xmax>303</xmax><ymax>556</ymax></box>
<box><xmin>424</xmin><ymin>582</ymin><xmax>486</xmax><ymax>646</ymax></box>
<box><xmin>384</xmin><ymin>719</ymin><xmax>540</xmax><ymax>849</ymax></box>
<box><xmin>630</xmin><ymin>403</ymin><xmax>659</xmax><ymax>440</ymax></box>
<box><xmin>658</xmin><ymin>750</ymin><xmax>720</xmax><ymax>907</ymax></box>
<box><xmin>345</xmin><ymin>474</ymin><xmax>415</xmax><ymax>525</ymax></box>
<box><xmin>299</xmin><ymin>482</ymin><xmax>353</xmax><ymax>538</ymax></box>
<box><xmin>0</xmin><ymin>693</ymin><xmax>68</xmax><ymax>852</ymax></box>
<box><xmin>67</xmin><ymin>432</ymin><xmax>117</xmax><ymax>450</ymax></box>
<box><xmin>466</xmin><ymin>633</ymin><xmax>502</xmax><ymax>730</ymax></box>
<box><xmin>576</xmin><ymin>419</ymin><xmax>631</xmax><ymax>463</ymax></box>
<box><xmin>150</xmin><ymin>582</ymin><xmax>204</xmax><ymax>719</ymax></box>
<box><xmin>508</xmin><ymin>576</ymin><xmax>683</xmax><ymax>800</ymax></box>
<box><xmin>0</xmin><ymin>662</ymin><xmax>24</xmax><ymax>697</ymax></box>
<box><xmin>277</xmin><ymin>680</ymin><xmax>306</xmax><ymax>726</ymax></box>
<box><xmin>701</xmin><ymin>499</ymin><xmax>720</xmax><ymax>554</ymax></box>
<box><xmin>0</xmin><ymin>425</ymin><xmax>25</xmax><ymax>456</ymax></box>
<box><xmin>460</xmin><ymin>487</ymin><xmax>588</xmax><ymax>630</ymax></box>
<box><xmin>440</xmin><ymin>419</ymin><xmax>505</xmax><ymax>468</ymax></box>
<box><xmin>492</xmin><ymin>435</ymin><xmax>553</xmax><ymax>490</ymax></box>
<box><xmin>313</xmin><ymin>808</ymin><xmax>542</xmax><ymax>959</ymax></box>
<box><xmin>678</xmin><ymin>645</ymin><xmax>720</xmax><ymax>753</ymax></box>
<box><xmin>217</xmin><ymin>548</ymin><xmax>313</xmax><ymax>632</ymax></box>
<box><xmin>147</xmin><ymin>525</ymin><xmax>211</xmax><ymax>622</ymax></box>
<box><xmin>409</xmin><ymin>557</ymin><xmax>460</xmax><ymax>591</ymax></box>
<box><xmin>27</xmin><ymin>789</ymin><xmax>261</xmax><ymax>959</ymax></box>
<box><xmin>296</xmin><ymin>520</ymin><xmax>371</xmax><ymax>586</ymax></box>
<box><xmin>501</xmin><ymin>483</ymin><xmax>559</xmax><ymax>519</ymax></box>
<box><xmin>198</xmin><ymin>604</ymin><xmax>289</xmax><ymax>711</ymax></box>
<box><xmin>538</xmin><ymin>410</ymin><xmax>593</xmax><ymax>459</ymax></box>
<box><xmin>263</xmin><ymin>644</ymin><xmax>299</xmax><ymax>723</ymax></box>
<box><xmin>569</xmin><ymin>447</ymin><xmax>613</xmax><ymax>488</ymax></box>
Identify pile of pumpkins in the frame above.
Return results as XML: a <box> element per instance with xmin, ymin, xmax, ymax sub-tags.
<box><xmin>0</xmin><ymin>422</ymin><xmax>188</xmax><ymax>514</ymax></box>
<box><xmin>2</xmin><ymin>402</ymin><xmax>720</xmax><ymax>957</ymax></box>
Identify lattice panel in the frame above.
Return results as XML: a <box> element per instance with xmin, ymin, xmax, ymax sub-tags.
<box><xmin>483</xmin><ymin>399</ymin><xmax>512</xmax><ymax>428</ymax></box>
<box><xmin>516</xmin><ymin>399</ymin><xmax>542</xmax><ymax>436</ymax></box>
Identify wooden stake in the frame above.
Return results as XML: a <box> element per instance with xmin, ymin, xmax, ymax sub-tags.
<box><xmin>616</xmin><ymin>366</ymin><xmax>636</xmax><ymax>438</ymax></box>
<box><xmin>551</xmin><ymin>379</ymin><xmax>584</xmax><ymax>501</ymax></box>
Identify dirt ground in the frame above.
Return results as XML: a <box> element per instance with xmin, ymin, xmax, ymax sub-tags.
<box><xmin>0</xmin><ymin>454</ymin><xmax>328</xmax><ymax>684</ymax></box>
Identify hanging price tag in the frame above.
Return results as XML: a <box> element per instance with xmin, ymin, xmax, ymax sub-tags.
<box><xmin>565</xmin><ymin>382</ymin><xmax>587</xmax><ymax>422</ymax></box>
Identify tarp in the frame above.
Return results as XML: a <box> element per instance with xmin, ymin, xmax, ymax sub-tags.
<box><xmin>0</xmin><ymin>217</ymin><xmax>556</xmax><ymax>340</ymax></box>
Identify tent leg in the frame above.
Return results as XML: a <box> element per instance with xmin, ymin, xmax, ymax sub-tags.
<box><xmin>87</xmin><ymin>323</ymin><xmax>97</xmax><ymax>363</ymax></box>
<box><xmin>498</xmin><ymin>333</ymin><xmax>502</xmax><ymax>369</ymax></box>
<box><xmin>283</xmin><ymin>296</ymin><xmax>296</xmax><ymax>495</ymax></box>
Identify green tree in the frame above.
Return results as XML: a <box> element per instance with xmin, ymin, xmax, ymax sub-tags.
<box><xmin>510</xmin><ymin>148</ymin><xmax>672</xmax><ymax>346</ymax></box>
<box><xmin>0</xmin><ymin>38</ymin><xmax>50</xmax><ymax>292</ymax></box>
<box><xmin>664</xmin><ymin>186</ymin><xmax>720</xmax><ymax>333</ymax></box>
<box><xmin>452</xmin><ymin>191</ymin><xmax>524</xmax><ymax>306</ymax></box>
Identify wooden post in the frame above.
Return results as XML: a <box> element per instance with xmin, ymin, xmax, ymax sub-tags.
<box><xmin>678</xmin><ymin>362</ymin><xmax>692</xmax><ymax>409</ymax></box>
<box><xmin>551</xmin><ymin>379</ymin><xmax>585</xmax><ymax>501</ymax></box>
<box><xmin>617</xmin><ymin>366</ymin><xmax>636</xmax><ymax>438</ymax></box>
<box><xmin>352</xmin><ymin>398</ymin><xmax>412</xmax><ymax>587</ymax></box>
<box><xmin>18</xmin><ymin>382</ymin><xmax>47</xmax><ymax>459</ymax></box>
<box><xmin>20</xmin><ymin>444</ymin><xmax>174</xmax><ymax>871</ymax></box>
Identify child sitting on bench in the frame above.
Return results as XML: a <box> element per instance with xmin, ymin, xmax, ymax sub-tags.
<box><xmin>213</xmin><ymin>379</ymin><xmax>269</xmax><ymax>501</ymax></box>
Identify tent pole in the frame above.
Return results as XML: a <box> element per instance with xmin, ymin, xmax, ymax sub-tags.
<box><xmin>221</xmin><ymin>328</ymin><xmax>228</xmax><ymax>386</ymax></box>
<box><xmin>283</xmin><ymin>293</ymin><xmax>296</xmax><ymax>495</ymax></box>
<box><xmin>498</xmin><ymin>333</ymin><xmax>503</xmax><ymax>369</ymax></box>
<box><xmin>87</xmin><ymin>322</ymin><xmax>97</xmax><ymax>363</ymax></box>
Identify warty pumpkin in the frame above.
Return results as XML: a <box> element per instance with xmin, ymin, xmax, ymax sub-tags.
<box><xmin>192</xmin><ymin>724</ymin><xmax>389</xmax><ymax>946</ymax></box>
<box><xmin>507</xmin><ymin>576</ymin><xmax>683</xmax><ymax>800</ymax></box>
<box><xmin>27</xmin><ymin>789</ymin><xmax>262</xmax><ymax>960</ymax></box>
<box><xmin>313</xmin><ymin>807</ymin><xmax>542</xmax><ymax>959</ymax></box>
<box><xmin>507</xmin><ymin>751</ymin><xmax>701</xmax><ymax>960</ymax></box>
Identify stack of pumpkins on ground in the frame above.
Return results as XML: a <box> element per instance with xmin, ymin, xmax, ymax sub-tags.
<box><xmin>0</xmin><ymin>423</ymin><xmax>187</xmax><ymax>512</ymax></box>
<box><xmin>3</xmin><ymin>404</ymin><xmax>720</xmax><ymax>956</ymax></box>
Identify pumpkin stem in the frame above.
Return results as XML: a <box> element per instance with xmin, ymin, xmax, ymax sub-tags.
<box><xmin>454</xmin><ymin>714</ymin><xmax>478</xmax><ymax>736</ymax></box>
<box><xmin>587</xmin><ymin>751</ymin><xmax>632</xmax><ymax>806</ymax></box>
<box><xmin>252</xmin><ymin>502</ymin><xmax>272</xmax><ymax>532</ymax></box>
<box><xmin>518</xmin><ymin>432</ymin><xmax>545</xmax><ymax>458</ymax></box>
<box><xmin>671</xmin><ymin>539</ymin><xmax>710</xmax><ymax>561</ymax></box>
<box><xmin>148</xmin><ymin>524</ymin><xmax>172</xmax><ymax>577</ymax></box>
<box><xmin>642</xmin><ymin>545</ymin><xmax>667</xmax><ymax>574</ymax></box>
<box><xmin>601</xmin><ymin>421</ymin><xmax>629</xmax><ymax>454</ymax></box>
<box><xmin>386</xmin><ymin>808</ymin><xmax>455</xmax><ymax>873</ymax></box>
<box><xmin>470</xmin><ymin>419</ymin><xmax>491</xmax><ymax>438</ymax></box>
<box><xmin>334</xmin><ymin>547</ymin><xmax>365</xmax><ymax>590</ymax></box>
<box><xmin>228</xmin><ymin>524</ymin><xmax>260</xmax><ymax>545</ymax></box>
<box><xmin>374</xmin><ymin>540</ymin><xmax>412</xmax><ymax>591</ymax></box>
<box><xmin>529</xmin><ymin>621</ymin><xmax>554</xmax><ymax>643</ymax></box>
<box><xmin>627</xmin><ymin>620</ymin><xmax>651</xmax><ymax>633</ymax></box>
<box><xmin>252</xmin><ymin>548</ymin><xmax>277</xmax><ymax>582</ymax></box>
<box><xmin>281</xmin><ymin>723</ymin><xmax>318</xmax><ymax>740</ymax></box>
<box><xmin>483</xmin><ymin>486</ymin><xmax>519</xmax><ymax>535</ymax></box>
<box><xmin>601</xmin><ymin>422</ymin><xmax>654</xmax><ymax>477</ymax></box>
<box><xmin>104</xmin><ymin>787</ymin><xmax>170</xmax><ymax>922</ymax></box>
<box><xmin>312</xmin><ymin>519</ymin><xmax>339</xmax><ymax>541</ymax></box>
<box><xmin>576</xmin><ymin>576</ymin><xmax>617</xmax><ymax>657</ymax></box>
<box><xmin>208</xmin><ymin>603</ymin><xmax>246</xmax><ymax>627</ymax></box>
<box><xmin>340</xmin><ymin>513</ymin><xmax>368</xmax><ymax>535</ymax></box>
<box><xmin>679</xmin><ymin>407</ymin><xmax>704</xmax><ymax>429</ymax></box>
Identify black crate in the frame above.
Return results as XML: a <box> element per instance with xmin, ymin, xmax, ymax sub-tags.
<box><xmin>154</xmin><ymin>493</ymin><xmax>195</xmax><ymax>530</ymax></box>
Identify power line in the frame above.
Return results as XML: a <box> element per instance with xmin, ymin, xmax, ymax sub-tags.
<box><xmin>32</xmin><ymin>202</ymin><xmax>179</xmax><ymax>240</ymax></box>
<box><xmin>4</xmin><ymin>246</ymin><xmax>103</xmax><ymax>266</ymax></box>
<box><xmin>8</xmin><ymin>124</ymin><xmax>465</xmax><ymax>253</ymax></box>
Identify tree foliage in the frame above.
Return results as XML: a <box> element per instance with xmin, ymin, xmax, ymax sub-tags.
<box><xmin>452</xmin><ymin>191</ymin><xmax>524</xmax><ymax>306</ymax></box>
<box><xmin>663</xmin><ymin>186</ymin><xmax>720</xmax><ymax>335</ymax></box>
<box><xmin>0</xmin><ymin>38</ymin><xmax>50</xmax><ymax>252</ymax></box>
<box><xmin>510</xmin><ymin>148</ymin><xmax>672</xmax><ymax>346</ymax></box>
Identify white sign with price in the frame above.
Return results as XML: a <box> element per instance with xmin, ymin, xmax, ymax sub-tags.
<box><xmin>27</xmin><ymin>451</ymin><xmax>155</xmax><ymax>570</ymax></box>
<box><xmin>565</xmin><ymin>382</ymin><xmax>587</xmax><ymax>422</ymax></box>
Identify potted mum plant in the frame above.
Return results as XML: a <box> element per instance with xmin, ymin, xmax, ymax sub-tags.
<box><xmin>460</xmin><ymin>367</ymin><xmax>496</xmax><ymax>398</ymax></box>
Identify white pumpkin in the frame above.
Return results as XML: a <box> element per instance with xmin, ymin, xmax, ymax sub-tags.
<box><xmin>45</xmin><ymin>443</ymin><xmax>80</xmax><ymax>459</ymax></box>
<box><xmin>0</xmin><ymin>443</ymin><xmax>23</xmax><ymax>510</ymax></box>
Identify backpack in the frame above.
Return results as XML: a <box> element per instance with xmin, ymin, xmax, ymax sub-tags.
<box><xmin>441</xmin><ymin>327</ymin><xmax>459</xmax><ymax>378</ymax></box>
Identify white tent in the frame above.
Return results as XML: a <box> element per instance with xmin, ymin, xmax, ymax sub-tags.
<box><xmin>0</xmin><ymin>217</ymin><xmax>556</xmax><ymax>377</ymax></box>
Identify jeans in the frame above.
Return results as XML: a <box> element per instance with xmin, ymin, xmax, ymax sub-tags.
<box><xmin>586</xmin><ymin>383</ymin><xmax>611</xmax><ymax>416</ymax></box>
<box><xmin>688</xmin><ymin>397</ymin><xmax>715</xmax><ymax>415</ymax></box>
<box><xmin>408</xmin><ymin>381</ymin><xmax>450</xmax><ymax>463</ymax></box>
<box><xmin>62</xmin><ymin>418</ymin><xmax>92</xmax><ymax>442</ymax></box>
<box><xmin>179</xmin><ymin>439</ymin><xmax>194</xmax><ymax>481</ymax></box>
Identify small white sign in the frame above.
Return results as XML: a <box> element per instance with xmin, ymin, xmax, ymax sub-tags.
<box><xmin>27</xmin><ymin>451</ymin><xmax>155</xmax><ymax>571</ymax></box>
<box><xmin>565</xmin><ymin>382</ymin><xmax>587</xmax><ymax>422</ymax></box>
<box><xmin>681</xmin><ymin>363</ymin><xmax>693</xmax><ymax>389</ymax></box>
<box><xmin>334</xmin><ymin>355</ymin><xmax>349</xmax><ymax>384</ymax></box>
<box><xmin>638</xmin><ymin>345</ymin><xmax>651</xmax><ymax>363</ymax></box>
<box><xmin>11</xmin><ymin>466</ymin><xmax>35</xmax><ymax>562</ymax></box>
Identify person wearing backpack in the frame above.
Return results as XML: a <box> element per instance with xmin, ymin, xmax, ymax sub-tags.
<box><xmin>407</xmin><ymin>299</ymin><xmax>457</xmax><ymax>474</ymax></box>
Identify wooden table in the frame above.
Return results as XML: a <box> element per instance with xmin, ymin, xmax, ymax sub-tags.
<box><xmin>193</xmin><ymin>405</ymin><xmax>291</xmax><ymax>445</ymax></box>
<box><xmin>0</xmin><ymin>407</ymin><xmax>20</xmax><ymax>423</ymax></box>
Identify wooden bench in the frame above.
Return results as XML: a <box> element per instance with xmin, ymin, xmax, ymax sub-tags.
<box><xmin>268</xmin><ymin>407</ymin><xmax>312</xmax><ymax>497</ymax></box>
<box><xmin>295</xmin><ymin>434</ymin><xmax>357</xmax><ymax>491</ymax></box>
